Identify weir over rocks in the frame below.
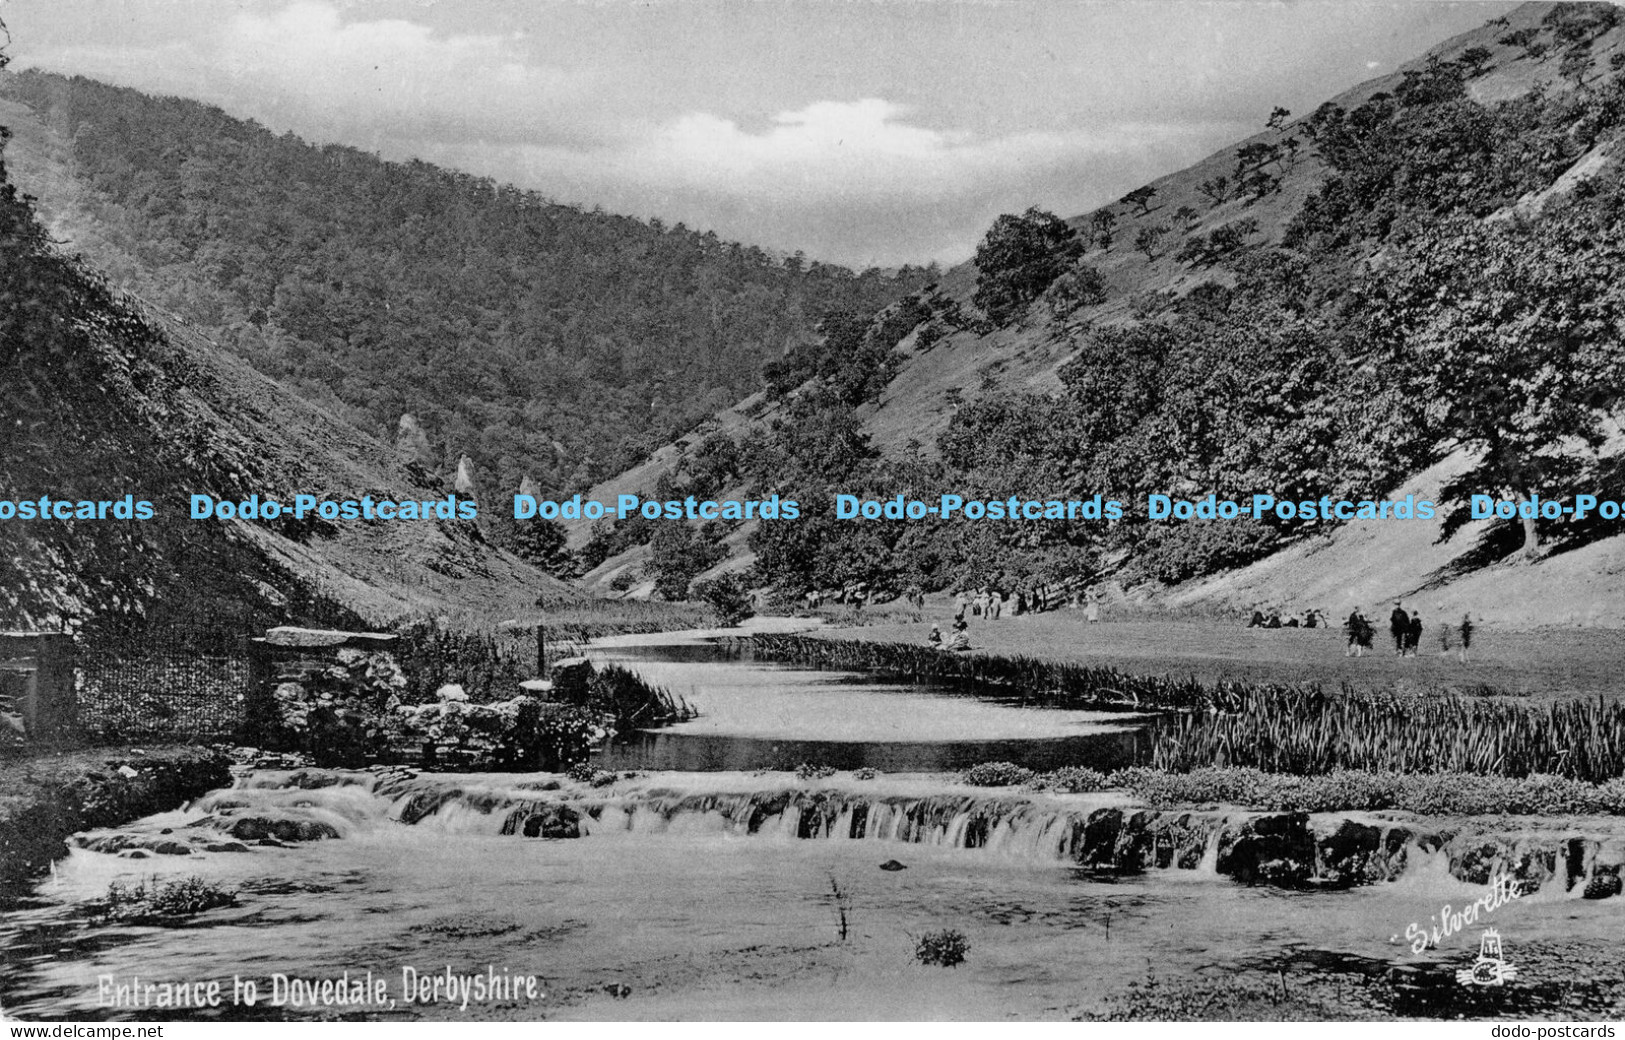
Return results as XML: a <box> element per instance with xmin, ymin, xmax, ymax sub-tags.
<box><xmin>117</xmin><ymin>770</ymin><xmax>1625</xmax><ymax>901</ymax></box>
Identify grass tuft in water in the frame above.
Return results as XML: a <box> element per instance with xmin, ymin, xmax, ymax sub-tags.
<box><xmin>98</xmin><ymin>875</ymin><xmax>238</xmax><ymax>922</ymax></box>
<box><xmin>915</xmin><ymin>928</ymin><xmax>970</xmax><ymax>968</ymax></box>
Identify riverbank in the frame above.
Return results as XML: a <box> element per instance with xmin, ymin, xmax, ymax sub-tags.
<box><xmin>0</xmin><ymin>745</ymin><xmax>231</xmax><ymax>904</ymax></box>
<box><xmin>815</xmin><ymin>615</ymin><xmax>1625</xmax><ymax>701</ymax></box>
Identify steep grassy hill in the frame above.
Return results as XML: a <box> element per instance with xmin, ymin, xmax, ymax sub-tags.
<box><xmin>0</xmin><ymin>72</ymin><xmax>930</xmax><ymax>500</ymax></box>
<box><xmin>861</xmin><ymin>3</ymin><xmax>1625</xmax><ymax>458</ymax></box>
<box><xmin>568</xmin><ymin>1</ymin><xmax>1625</xmax><ymax>625</ymax></box>
<box><xmin>1</xmin><ymin>141</ymin><xmax>571</xmax><ymax>630</ymax></box>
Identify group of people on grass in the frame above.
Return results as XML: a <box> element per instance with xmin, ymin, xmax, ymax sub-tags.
<box><xmin>925</xmin><ymin>620</ymin><xmax>971</xmax><ymax>653</ymax></box>
<box><xmin>1246</xmin><ymin>600</ymin><xmax>1477</xmax><ymax>661</ymax></box>
<box><xmin>1341</xmin><ymin>602</ymin><xmax>1474</xmax><ymax>661</ymax></box>
<box><xmin>918</xmin><ymin>590</ymin><xmax>1478</xmax><ymax>661</ymax></box>
<box><xmin>925</xmin><ymin>585</ymin><xmax>1103</xmax><ymax>652</ymax></box>
<box><xmin>949</xmin><ymin>585</ymin><xmax>1068</xmax><ymax>621</ymax></box>
<box><xmin>1246</xmin><ymin>606</ymin><xmax>1330</xmax><ymax>629</ymax></box>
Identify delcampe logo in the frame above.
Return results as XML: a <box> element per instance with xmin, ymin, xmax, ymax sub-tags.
<box><xmin>1455</xmin><ymin>929</ymin><xmax>1519</xmax><ymax>987</ymax></box>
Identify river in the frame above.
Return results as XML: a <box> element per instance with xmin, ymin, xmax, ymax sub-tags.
<box><xmin>589</xmin><ymin>634</ymin><xmax>1147</xmax><ymax>772</ymax></box>
<box><xmin>0</xmin><ymin>629</ymin><xmax>1619</xmax><ymax>1021</ymax></box>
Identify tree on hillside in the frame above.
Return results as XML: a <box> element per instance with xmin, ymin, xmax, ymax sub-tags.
<box><xmin>503</xmin><ymin>516</ymin><xmax>573</xmax><ymax>576</ymax></box>
<box><xmin>1560</xmin><ymin>45</ymin><xmax>1594</xmax><ymax>88</ymax></box>
<box><xmin>648</xmin><ymin>521</ymin><xmax>727</xmax><ymax>600</ymax></box>
<box><xmin>1281</xmin><ymin>136</ymin><xmax>1304</xmax><ymax>171</ymax></box>
<box><xmin>1366</xmin><ymin>211</ymin><xmax>1625</xmax><ymax>557</ymax></box>
<box><xmin>682</xmin><ymin>432</ymin><xmax>741</xmax><ymax>499</ymax></box>
<box><xmin>1197</xmin><ymin>176</ymin><xmax>1231</xmax><ymax>207</ymax></box>
<box><xmin>1459</xmin><ymin>46</ymin><xmax>1493</xmax><ymax>78</ymax></box>
<box><xmin>1043</xmin><ymin>265</ymin><xmax>1108</xmax><ymax>315</ymax></box>
<box><xmin>1134</xmin><ymin>225</ymin><xmax>1167</xmax><ymax>260</ymax></box>
<box><xmin>1120</xmin><ymin>186</ymin><xmax>1158</xmax><ymax>215</ymax></box>
<box><xmin>971</xmin><ymin>207</ymin><xmax>1084</xmax><ymax>325</ymax></box>
<box><xmin>1089</xmin><ymin>210</ymin><xmax>1118</xmax><ymax>250</ymax></box>
<box><xmin>741</xmin><ymin>390</ymin><xmax>911</xmax><ymax>596</ymax></box>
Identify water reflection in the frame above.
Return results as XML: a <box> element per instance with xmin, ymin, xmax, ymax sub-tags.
<box><xmin>598</xmin><ymin>729</ymin><xmax>1145</xmax><ymax>772</ymax></box>
<box><xmin>591</xmin><ymin>640</ymin><xmax>1151</xmax><ymax>772</ymax></box>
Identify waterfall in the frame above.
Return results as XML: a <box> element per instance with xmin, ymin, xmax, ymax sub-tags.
<box><xmin>1195</xmin><ymin>828</ymin><xmax>1221</xmax><ymax>875</ymax></box>
<box><xmin>129</xmin><ymin>770</ymin><xmax>1625</xmax><ymax>901</ymax></box>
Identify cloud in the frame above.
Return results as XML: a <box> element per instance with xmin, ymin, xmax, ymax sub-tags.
<box><xmin>215</xmin><ymin>3</ymin><xmax>590</xmax><ymax>141</ymax></box>
<box><xmin>18</xmin><ymin>2</ymin><xmax>1241</xmax><ymax>264</ymax></box>
<box><xmin>23</xmin><ymin>1</ymin><xmax>600</xmax><ymax>147</ymax></box>
<box><xmin>419</xmin><ymin>97</ymin><xmax>1228</xmax><ymax>260</ymax></box>
<box><xmin>419</xmin><ymin>98</ymin><xmax>1232</xmax><ymax>263</ymax></box>
<box><xmin>638</xmin><ymin>99</ymin><xmax>1116</xmax><ymax>198</ymax></box>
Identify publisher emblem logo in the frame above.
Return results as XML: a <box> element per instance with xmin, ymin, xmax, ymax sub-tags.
<box><xmin>1455</xmin><ymin>929</ymin><xmax>1518</xmax><ymax>987</ymax></box>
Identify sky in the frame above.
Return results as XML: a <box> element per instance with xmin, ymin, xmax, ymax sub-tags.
<box><xmin>5</xmin><ymin>0</ymin><xmax>1516</xmax><ymax>268</ymax></box>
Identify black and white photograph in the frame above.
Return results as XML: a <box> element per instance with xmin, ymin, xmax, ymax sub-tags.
<box><xmin>2</xmin><ymin>0</ymin><xmax>1624</xmax><ymax>1026</ymax></box>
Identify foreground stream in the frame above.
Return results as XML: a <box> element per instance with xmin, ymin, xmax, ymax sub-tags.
<box><xmin>2</xmin><ymin>632</ymin><xmax>1621</xmax><ymax>1021</ymax></box>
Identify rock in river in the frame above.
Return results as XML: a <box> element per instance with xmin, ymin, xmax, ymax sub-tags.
<box><xmin>226</xmin><ymin>815</ymin><xmax>341</xmax><ymax>842</ymax></box>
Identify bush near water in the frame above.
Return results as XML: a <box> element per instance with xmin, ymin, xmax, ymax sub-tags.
<box><xmin>960</xmin><ymin>762</ymin><xmax>1034</xmax><ymax>787</ymax></box>
<box><xmin>269</xmin><ymin>648</ymin><xmax>688</xmax><ymax>770</ymax></box>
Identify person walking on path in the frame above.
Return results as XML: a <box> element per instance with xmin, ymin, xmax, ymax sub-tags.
<box><xmin>1344</xmin><ymin>610</ymin><xmax>1366</xmax><ymax>657</ymax></box>
<box><xmin>1405</xmin><ymin>610</ymin><xmax>1423</xmax><ymax>657</ymax></box>
<box><xmin>1458</xmin><ymin>614</ymin><xmax>1474</xmax><ymax>663</ymax></box>
<box><xmin>1389</xmin><ymin>603</ymin><xmax>1409</xmax><ymax>655</ymax></box>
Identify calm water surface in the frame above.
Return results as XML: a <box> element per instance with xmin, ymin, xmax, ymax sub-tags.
<box><xmin>591</xmin><ymin>640</ymin><xmax>1148</xmax><ymax>772</ymax></box>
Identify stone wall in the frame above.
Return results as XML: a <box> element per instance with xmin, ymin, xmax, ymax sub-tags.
<box><xmin>0</xmin><ymin>632</ymin><xmax>78</xmax><ymax>743</ymax></box>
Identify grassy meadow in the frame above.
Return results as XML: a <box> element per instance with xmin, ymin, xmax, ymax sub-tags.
<box><xmin>820</xmin><ymin>611</ymin><xmax>1625</xmax><ymax>702</ymax></box>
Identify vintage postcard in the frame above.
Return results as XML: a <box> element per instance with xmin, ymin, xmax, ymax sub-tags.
<box><xmin>2</xmin><ymin>0</ymin><xmax>1623</xmax><ymax>1028</ymax></box>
